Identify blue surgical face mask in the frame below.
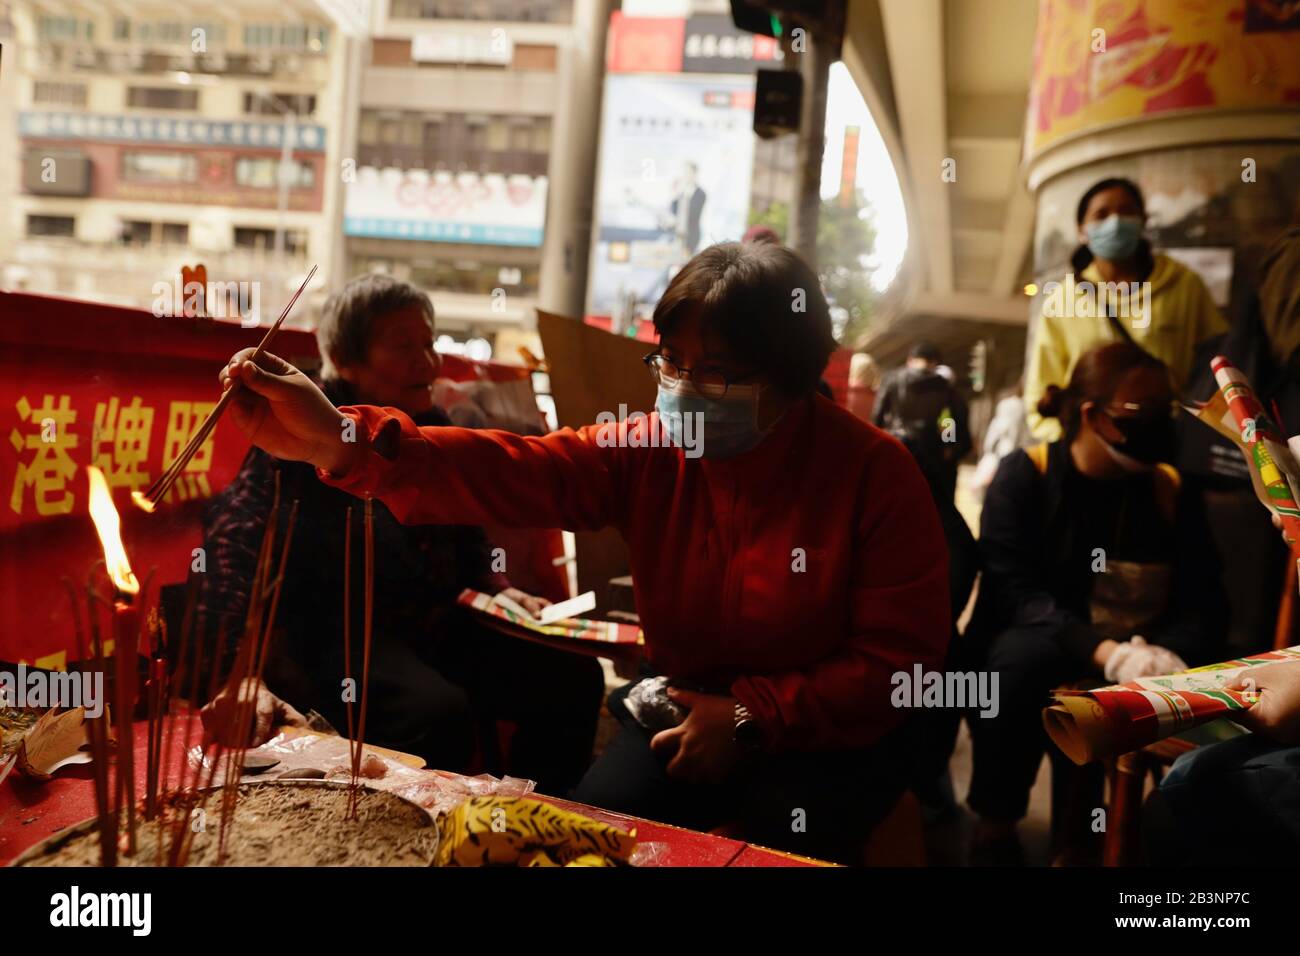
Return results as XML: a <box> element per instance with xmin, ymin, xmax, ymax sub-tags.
<box><xmin>1085</xmin><ymin>215</ymin><xmax>1143</xmax><ymax>262</ymax></box>
<box><xmin>655</xmin><ymin>379</ymin><xmax>771</xmax><ymax>460</ymax></box>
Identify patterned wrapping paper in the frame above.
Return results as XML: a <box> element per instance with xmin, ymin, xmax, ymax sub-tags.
<box><xmin>456</xmin><ymin>588</ymin><xmax>643</xmax><ymax>646</ymax></box>
<box><xmin>1189</xmin><ymin>356</ymin><xmax>1300</xmax><ymax>544</ymax></box>
<box><xmin>1044</xmin><ymin>645</ymin><xmax>1300</xmax><ymax>765</ymax></box>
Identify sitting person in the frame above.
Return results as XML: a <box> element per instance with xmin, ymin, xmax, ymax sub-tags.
<box><xmin>1143</xmin><ymin>225</ymin><xmax>1300</xmax><ymax>863</ymax></box>
<box><xmin>197</xmin><ymin>274</ymin><xmax>604</xmax><ymax>796</ymax></box>
<box><xmin>215</xmin><ymin>241</ymin><xmax>951</xmax><ymax>863</ymax></box>
<box><xmin>1143</xmin><ymin>657</ymin><xmax>1300</xmax><ymax>865</ymax></box>
<box><xmin>966</xmin><ymin>341</ymin><xmax>1228</xmax><ymax>863</ymax></box>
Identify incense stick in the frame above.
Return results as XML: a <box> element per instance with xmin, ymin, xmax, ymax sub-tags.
<box><xmin>211</xmin><ymin>486</ymin><xmax>280</xmax><ymax>862</ymax></box>
<box><xmin>138</xmin><ymin>264</ymin><xmax>317</xmax><ymax>509</ymax></box>
<box><xmin>348</xmin><ymin>497</ymin><xmax>375</xmax><ymax>820</ymax></box>
<box><xmin>343</xmin><ymin>505</ymin><xmax>356</xmax><ymax>798</ymax></box>
<box><xmin>218</xmin><ymin>500</ymin><xmax>298</xmax><ymax>862</ymax></box>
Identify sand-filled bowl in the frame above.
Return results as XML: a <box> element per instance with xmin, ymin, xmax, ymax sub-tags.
<box><xmin>14</xmin><ymin>780</ymin><xmax>439</xmax><ymax>867</ymax></box>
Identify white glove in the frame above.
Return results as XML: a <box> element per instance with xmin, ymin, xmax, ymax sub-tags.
<box><xmin>1103</xmin><ymin>636</ymin><xmax>1188</xmax><ymax>684</ymax></box>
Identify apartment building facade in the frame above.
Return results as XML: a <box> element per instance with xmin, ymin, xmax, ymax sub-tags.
<box><xmin>4</xmin><ymin>1</ymin><xmax>353</xmax><ymax>324</ymax></box>
<box><xmin>343</xmin><ymin>0</ymin><xmax>596</xmax><ymax>352</ymax></box>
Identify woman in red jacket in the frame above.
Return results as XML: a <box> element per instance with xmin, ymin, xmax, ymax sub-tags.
<box><xmin>219</xmin><ymin>242</ymin><xmax>949</xmax><ymax>861</ymax></box>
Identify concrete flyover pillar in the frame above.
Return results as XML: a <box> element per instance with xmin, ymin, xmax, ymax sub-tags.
<box><xmin>1023</xmin><ymin>0</ymin><xmax>1300</xmax><ymax>301</ymax></box>
<box><xmin>1022</xmin><ymin>0</ymin><xmax>1300</xmax><ymax>653</ymax></box>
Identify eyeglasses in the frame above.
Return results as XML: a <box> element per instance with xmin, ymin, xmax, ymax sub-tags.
<box><xmin>1104</xmin><ymin>399</ymin><xmax>1181</xmax><ymax>420</ymax></box>
<box><xmin>643</xmin><ymin>352</ymin><xmax>753</xmax><ymax>400</ymax></box>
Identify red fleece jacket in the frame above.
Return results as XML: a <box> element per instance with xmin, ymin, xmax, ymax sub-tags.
<box><xmin>322</xmin><ymin>394</ymin><xmax>950</xmax><ymax>752</ymax></box>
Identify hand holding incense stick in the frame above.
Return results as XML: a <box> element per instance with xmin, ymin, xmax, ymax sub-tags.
<box><xmin>134</xmin><ymin>264</ymin><xmax>318</xmax><ymax>511</ymax></box>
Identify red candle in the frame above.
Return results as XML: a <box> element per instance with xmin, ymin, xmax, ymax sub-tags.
<box><xmin>87</xmin><ymin>466</ymin><xmax>142</xmax><ymax>855</ymax></box>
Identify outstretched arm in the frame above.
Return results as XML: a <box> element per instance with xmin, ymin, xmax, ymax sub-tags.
<box><xmin>220</xmin><ymin>349</ymin><xmax>626</xmax><ymax>533</ymax></box>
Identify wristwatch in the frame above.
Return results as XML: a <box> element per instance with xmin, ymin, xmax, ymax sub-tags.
<box><xmin>733</xmin><ymin>700</ymin><xmax>763</xmax><ymax>752</ymax></box>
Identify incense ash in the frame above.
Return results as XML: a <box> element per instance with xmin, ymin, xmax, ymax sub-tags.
<box><xmin>18</xmin><ymin>782</ymin><xmax>439</xmax><ymax>868</ymax></box>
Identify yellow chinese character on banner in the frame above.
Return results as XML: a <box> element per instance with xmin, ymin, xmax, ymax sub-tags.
<box><xmin>92</xmin><ymin>396</ymin><xmax>155</xmax><ymax>493</ymax></box>
<box><xmin>9</xmin><ymin>394</ymin><xmax>79</xmax><ymax>516</ymax></box>
<box><xmin>162</xmin><ymin>400</ymin><xmax>217</xmax><ymax>501</ymax></box>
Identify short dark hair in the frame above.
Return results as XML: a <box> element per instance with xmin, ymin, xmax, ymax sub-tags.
<box><xmin>909</xmin><ymin>341</ymin><xmax>941</xmax><ymax>364</ymax></box>
<box><xmin>316</xmin><ymin>274</ymin><xmax>434</xmax><ymax>378</ymax></box>
<box><xmin>651</xmin><ymin>243</ymin><xmax>835</xmax><ymax>398</ymax></box>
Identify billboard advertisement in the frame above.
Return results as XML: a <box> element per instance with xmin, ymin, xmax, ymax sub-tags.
<box><xmin>586</xmin><ymin>72</ymin><xmax>756</xmax><ymax>318</ymax></box>
<box><xmin>344</xmin><ymin>167</ymin><xmax>548</xmax><ymax>247</ymax></box>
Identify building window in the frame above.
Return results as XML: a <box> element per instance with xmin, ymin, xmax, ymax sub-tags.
<box><xmin>194</xmin><ymin>24</ymin><xmax>229</xmax><ymax>48</ymax></box>
<box><xmin>512</xmin><ymin>44</ymin><xmax>558</xmax><ymax>71</ymax></box>
<box><xmin>33</xmin><ymin>81</ymin><xmax>88</xmax><ymax>107</ymax></box>
<box><xmin>27</xmin><ymin>215</ymin><xmax>75</xmax><ymax>238</ymax></box>
<box><xmin>464</xmin><ymin>116</ymin><xmax>488</xmax><ymax>152</ymax></box>
<box><xmin>243</xmin><ymin>92</ymin><xmax>317</xmax><ymax>117</ymax></box>
<box><xmin>161</xmin><ymin>222</ymin><xmax>190</xmax><ymax>245</ymax></box>
<box><xmin>234</xmin><ymin>226</ymin><xmax>306</xmax><ymax>254</ymax></box>
<box><xmin>243</xmin><ymin>23</ymin><xmax>329</xmax><ymax>52</ymax></box>
<box><xmin>119</xmin><ymin>220</ymin><xmax>155</xmax><ymax>246</ymax></box>
<box><xmin>350</xmin><ymin>254</ymin><xmax>541</xmax><ymax>298</ymax></box>
<box><xmin>38</xmin><ymin>16</ymin><xmax>93</xmax><ymax>41</ymax></box>
<box><xmin>127</xmin><ymin>86</ymin><xmax>200</xmax><ymax>110</ymax></box>
<box><xmin>234</xmin><ymin>156</ymin><xmax>316</xmax><ymax>189</ymax></box>
<box><xmin>357</xmin><ymin>110</ymin><xmax>551</xmax><ymax>176</ymax></box>
<box><xmin>119</xmin><ymin>221</ymin><xmax>191</xmax><ymax>245</ymax></box>
<box><xmin>122</xmin><ymin>152</ymin><xmax>199</xmax><ymax>184</ymax></box>
<box><xmin>389</xmin><ymin>0</ymin><xmax>571</xmax><ymax>22</ymax></box>
<box><xmin>371</xmin><ymin>38</ymin><xmax>412</xmax><ymax>67</ymax></box>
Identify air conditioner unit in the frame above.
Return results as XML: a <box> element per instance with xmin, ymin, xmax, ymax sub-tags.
<box><xmin>284</xmin><ymin>54</ymin><xmax>302</xmax><ymax>74</ymax></box>
<box><xmin>170</xmin><ymin>54</ymin><xmax>195</xmax><ymax>71</ymax></box>
<box><xmin>205</xmin><ymin>51</ymin><xmax>228</xmax><ymax>72</ymax></box>
<box><xmin>127</xmin><ymin>50</ymin><xmax>146</xmax><ymax>70</ymax></box>
<box><xmin>73</xmin><ymin>47</ymin><xmax>97</xmax><ymax>68</ymax></box>
<box><xmin>250</xmin><ymin>53</ymin><xmax>272</xmax><ymax>73</ymax></box>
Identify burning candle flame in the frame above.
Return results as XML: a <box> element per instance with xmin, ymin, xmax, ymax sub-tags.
<box><xmin>87</xmin><ymin>465</ymin><xmax>140</xmax><ymax>597</ymax></box>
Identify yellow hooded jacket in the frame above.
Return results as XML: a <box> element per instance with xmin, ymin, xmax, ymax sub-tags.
<box><xmin>1025</xmin><ymin>253</ymin><xmax>1226</xmax><ymax>441</ymax></box>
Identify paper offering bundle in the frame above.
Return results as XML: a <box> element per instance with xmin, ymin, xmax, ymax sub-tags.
<box><xmin>1044</xmin><ymin>645</ymin><xmax>1300</xmax><ymax>765</ymax></box>
<box><xmin>457</xmin><ymin>588</ymin><xmax>643</xmax><ymax>657</ymax></box>
<box><xmin>1189</xmin><ymin>356</ymin><xmax>1300</xmax><ymax>547</ymax></box>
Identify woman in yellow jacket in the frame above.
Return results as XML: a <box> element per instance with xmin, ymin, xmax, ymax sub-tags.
<box><xmin>1025</xmin><ymin>177</ymin><xmax>1226</xmax><ymax>441</ymax></box>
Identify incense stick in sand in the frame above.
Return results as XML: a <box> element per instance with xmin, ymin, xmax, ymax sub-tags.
<box><xmin>347</xmin><ymin>497</ymin><xmax>375</xmax><ymax>820</ymax></box>
<box><xmin>135</xmin><ymin>264</ymin><xmax>318</xmax><ymax>511</ymax></box>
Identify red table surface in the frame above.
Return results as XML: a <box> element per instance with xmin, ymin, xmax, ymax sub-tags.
<box><xmin>2</xmin><ymin>718</ymin><xmax>820</xmax><ymax>867</ymax></box>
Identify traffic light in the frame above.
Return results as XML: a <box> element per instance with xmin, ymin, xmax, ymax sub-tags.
<box><xmin>731</xmin><ymin>0</ymin><xmax>782</xmax><ymax>38</ymax></box>
<box><xmin>754</xmin><ymin>68</ymin><xmax>802</xmax><ymax>138</ymax></box>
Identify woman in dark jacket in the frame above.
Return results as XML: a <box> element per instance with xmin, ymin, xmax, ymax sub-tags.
<box><xmin>966</xmin><ymin>342</ymin><xmax>1228</xmax><ymax>863</ymax></box>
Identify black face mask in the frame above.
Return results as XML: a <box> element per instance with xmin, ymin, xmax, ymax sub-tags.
<box><xmin>1106</xmin><ymin>412</ymin><xmax>1178</xmax><ymax>466</ymax></box>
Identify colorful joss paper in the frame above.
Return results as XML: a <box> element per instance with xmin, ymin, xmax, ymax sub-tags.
<box><xmin>435</xmin><ymin>796</ymin><xmax>637</xmax><ymax>867</ymax></box>
<box><xmin>1045</xmin><ymin>645</ymin><xmax>1300</xmax><ymax>765</ymax></box>
<box><xmin>1191</xmin><ymin>357</ymin><xmax>1300</xmax><ymax>542</ymax></box>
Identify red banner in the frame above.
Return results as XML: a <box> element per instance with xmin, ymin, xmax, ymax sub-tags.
<box><xmin>0</xmin><ymin>291</ymin><xmax>555</xmax><ymax>667</ymax></box>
